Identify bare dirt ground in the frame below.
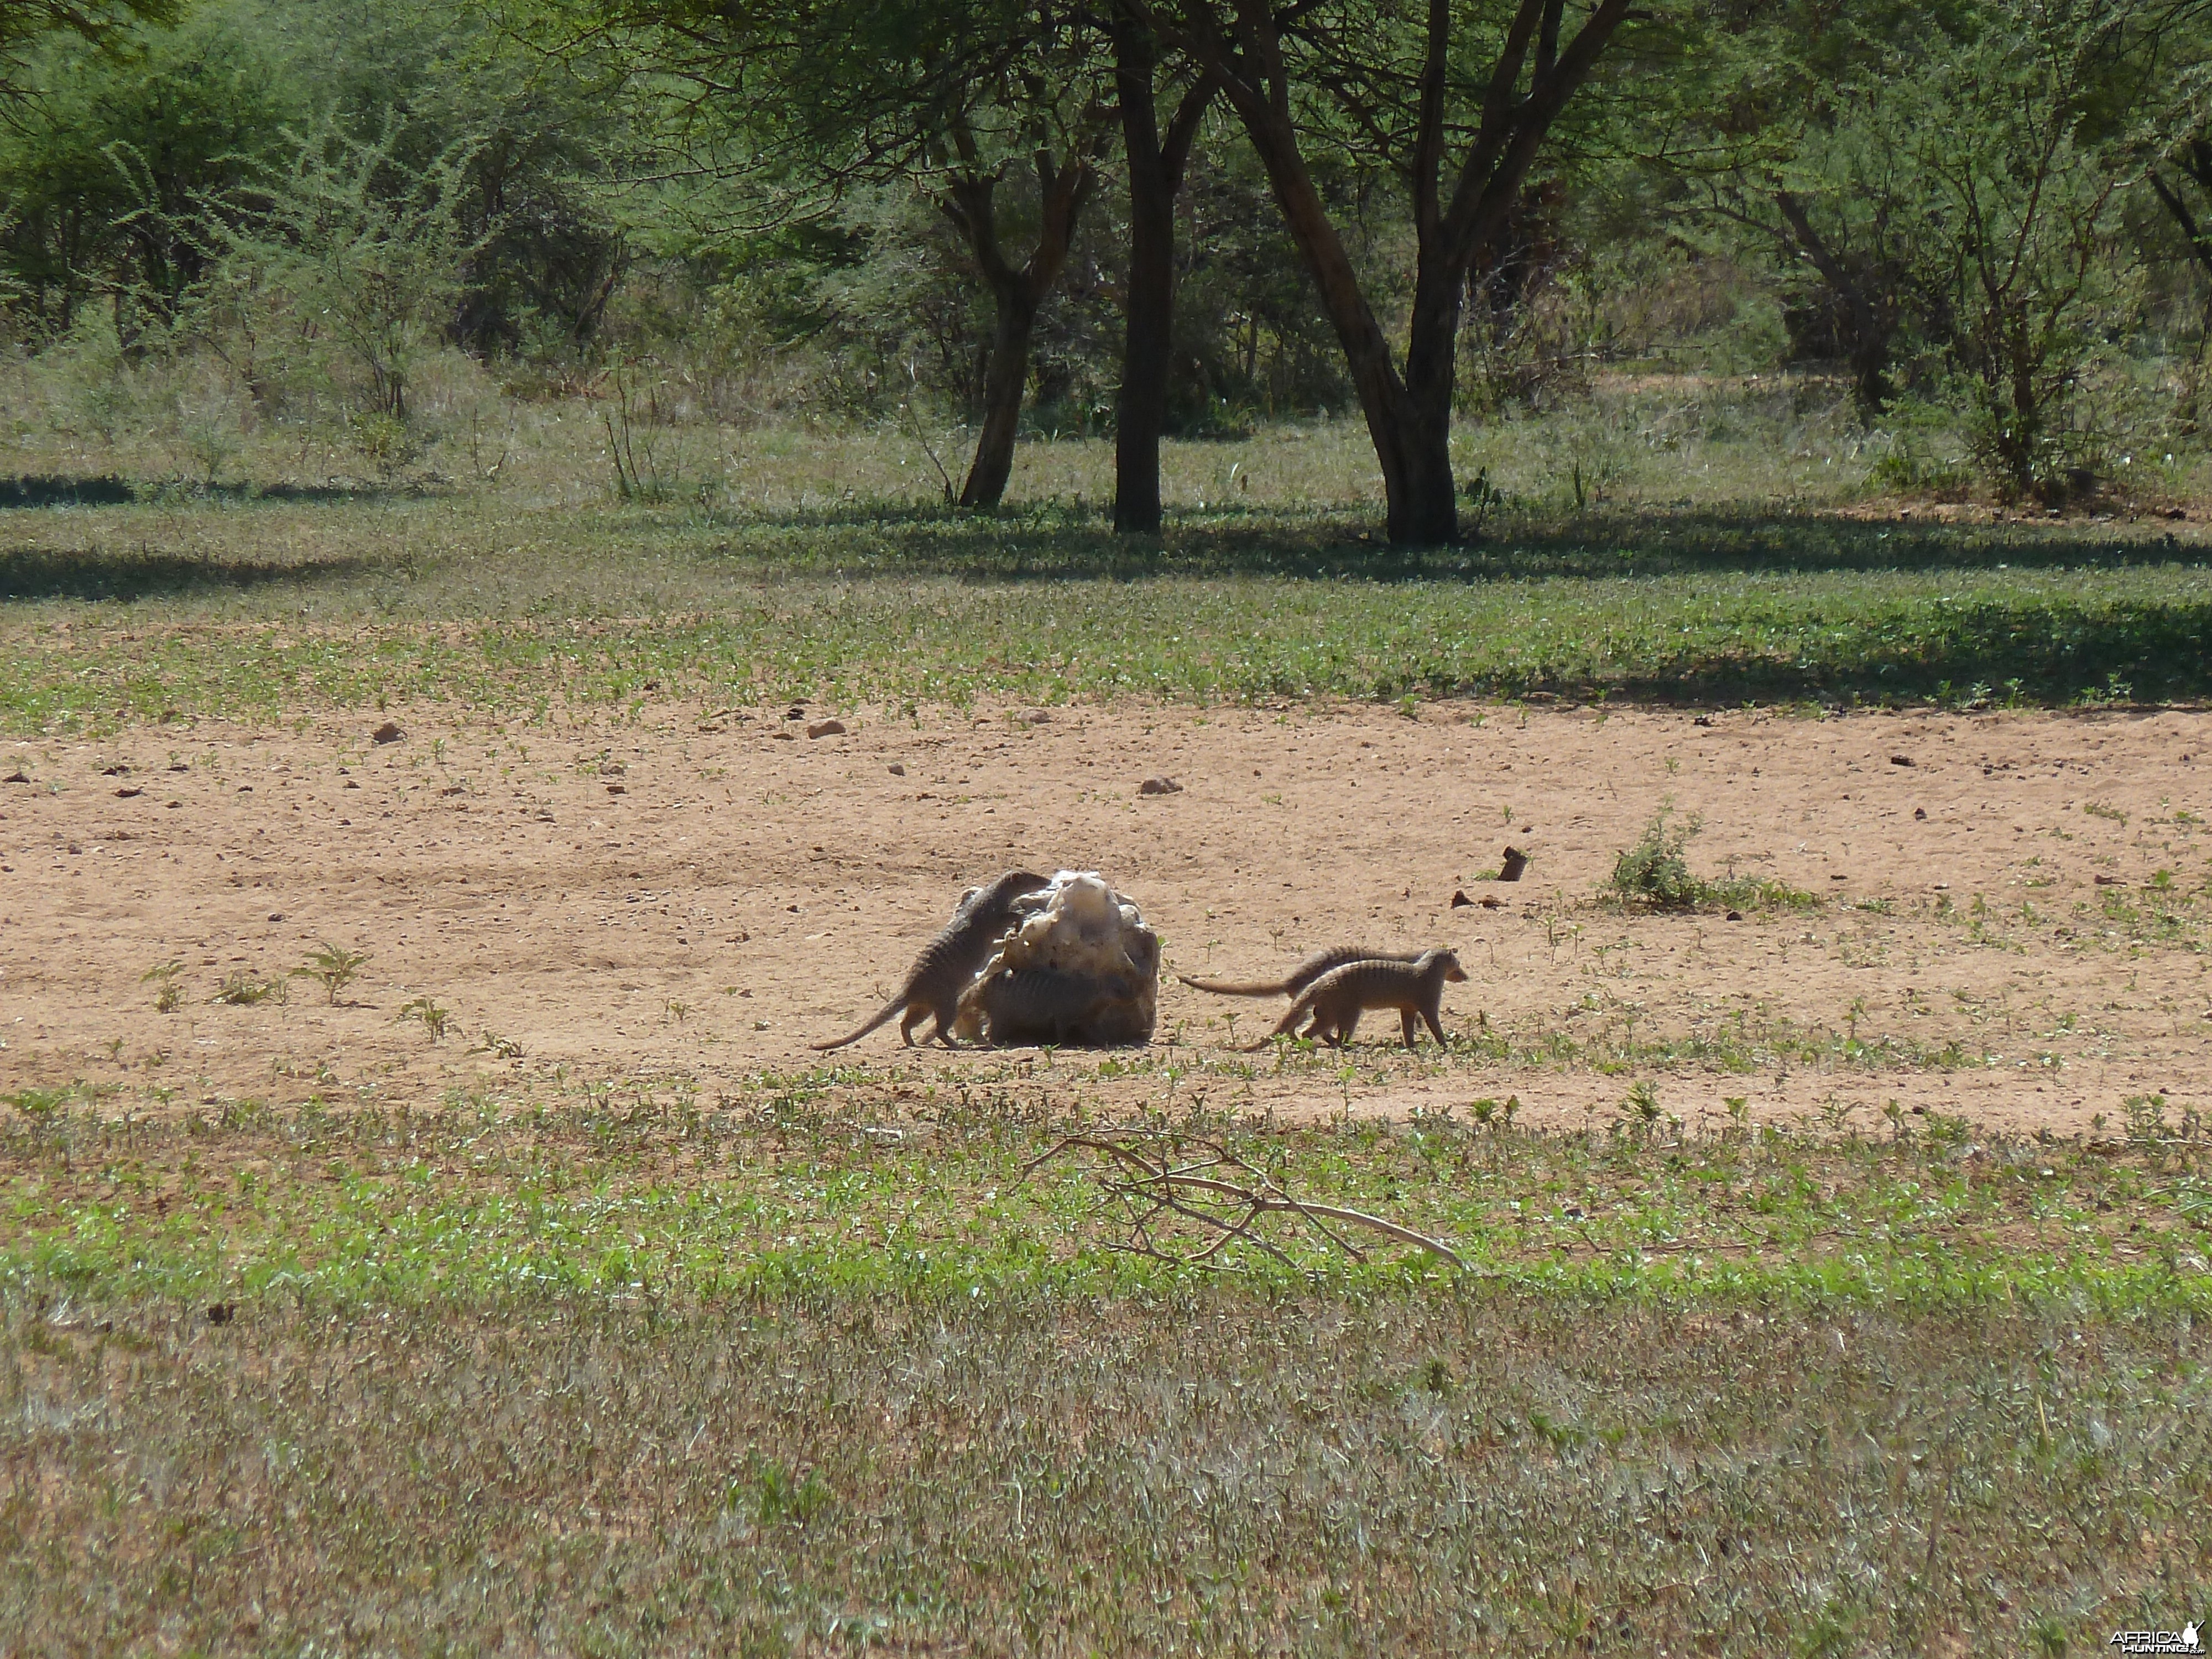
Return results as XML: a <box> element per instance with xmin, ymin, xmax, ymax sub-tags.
<box><xmin>3</xmin><ymin>701</ymin><xmax>2206</xmax><ymax>1137</ymax></box>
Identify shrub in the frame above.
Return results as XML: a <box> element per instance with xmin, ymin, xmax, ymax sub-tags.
<box><xmin>1609</xmin><ymin>804</ymin><xmax>1708</xmax><ymax>910</ymax></box>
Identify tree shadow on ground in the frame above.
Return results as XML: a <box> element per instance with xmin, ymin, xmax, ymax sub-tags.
<box><xmin>725</xmin><ymin>501</ymin><xmax>2197</xmax><ymax>582</ymax></box>
<box><xmin>1521</xmin><ymin>597</ymin><xmax>2212</xmax><ymax>707</ymax></box>
<box><xmin>0</xmin><ymin>474</ymin><xmax>424</xmax><ymax>512</ymax></box>
<box><xmin>0</xmin><ymin>476</ymin><xmax>137</xmax><ymax>509</ymax></box>
<box><xmin>0</xmin><ymin>544</ymin><xmax>375</xmax><ymax>603</ymax></box>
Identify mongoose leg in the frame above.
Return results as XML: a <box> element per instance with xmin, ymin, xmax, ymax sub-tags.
<box><xmin>1423</xmin><ymin>1006</ymin><xmax>1447</xmax><ymax>1045</ymax></box>
<box><xmin>1401</xmin><ymin>1008</ymin><xmax>1420</xmax><ymax>1048</ymax></box>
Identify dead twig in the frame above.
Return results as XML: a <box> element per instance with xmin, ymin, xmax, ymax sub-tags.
<box><xmin>1022</xmin><ymin>1134</ymin><xmax>1465</xmax><ymax>1271</ymax></box>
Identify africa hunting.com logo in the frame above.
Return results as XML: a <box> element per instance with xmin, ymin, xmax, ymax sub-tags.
<box><xmin>2110</xmin><ymin>1621</ymin><xmax>2201</xmax><ymax>1656</ymax></box>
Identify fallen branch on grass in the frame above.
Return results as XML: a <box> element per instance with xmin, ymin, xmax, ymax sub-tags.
<box><xmin>1021</xmin><ymin>1134</ymin><xmax>1464</xmax><ymax>1271</ymax></box>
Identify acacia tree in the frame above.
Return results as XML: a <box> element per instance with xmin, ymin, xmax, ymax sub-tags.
<box><xmin>1148</xmin><ymin>0</ymin><xmax>1641</xmax><ymax>544</ymax></box>
<box><xmin>0</xmin><ymin>0</ymin><xmax>176</xmax><ymax>103</ymax></box>
<box><xmin>549</xmin><ymin>0</ymin><xmax>1110</xmax><ymax>509</ymax></box>
<box><xmin>1687</xmin><ymin>63</ymin><xmax>1930</xmax><ymax>420</ymax></box>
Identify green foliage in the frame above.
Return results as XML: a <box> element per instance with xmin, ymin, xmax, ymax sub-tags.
<box><xmin>0</xmin><ymin>0</ymin><xmax>300</xmax><ymax>326</ymax></box>
<box><xmin>398</xmin><ymin>994</ymin><xmax>450</xmax><ymax>1039</ymax></box>
<box><xmin>211</xmin><ymin>968</ymin><xmax>285</xmax><ymax>1005</ymax></box>
<box><xmin>1610</xmin><ymin>803</ymin><xmax>1707</xmax><ymax>911</ymax></box>
<box><xmin>1609</xmin><ymin>804</ymin><xmax>1820</xmax><ymax>913</ymax></box>
<box><xmin>216</xmin><ymin>123</ymin><xmax>481</xmax><ymax>422</ymax></box>
<box><xmin>293</xmin><ymin>940</ymin><xmax>368</xmax><ymax>1005</ymax></box>
<box><xmin>140</xmin><ymin>958</ymin><xmax>186</xmax><ymax>1012</ymax></box>
<box><xmin>1918</xmin><ymin>4</ymin><xmax>2145</xmax><ymax>502</ymax></box>
<box><xmin>0</xmin><ymin>0</ymin><xmax>180</xmax><ymax>103</ymax></box>
<box><xmin>0</xmin><ymin>0</ymin><xmax>2205</xmax><ymax>517</ymax></box>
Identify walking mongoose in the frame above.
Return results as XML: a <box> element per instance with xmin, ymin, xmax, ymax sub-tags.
<box><xmin>967</xmin><ymin>966</ymin><xmax>1139</xmax><ymax>1047</ymax></box>
<box><xmin>811</xmin><ymin>870</ymin><xmax>1049</xmax><ymax>1050</ymax></box>
<box><xmin>1240</xmin><ymin>948</ymin><xmax>1467</xmax><ymax>1051</ymax></box>
<box><xmin>1180</xmin><ymin>945</ymin><xmax>1422</xmax><ymax>999</ymax></box>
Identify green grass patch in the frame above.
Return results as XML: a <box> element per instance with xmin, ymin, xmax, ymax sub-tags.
<box><xmin>2</xmin><ymin>1095</ymin><xmax>2208</xmax><ymax>1654</ymax></box>
<box><xmin>7</xmin><ymin>1092</ymin><xmax>2207</xmax><ymax>1316</ymax></box>
<box><xmin>4</xmin><ymin>487</ymin><xmax>2211</xmax><ymax>732</ymax></box>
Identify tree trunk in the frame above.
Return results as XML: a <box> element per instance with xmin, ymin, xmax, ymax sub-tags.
<box><xmin>962</xmin><ymin>281</ymin><xmax>1039</xmax><ymax>508</ymax></box>
<box><xmin>1111</xmin><ymin>22</ymin><xmax>1214</xmax><ymax>535</ymax></box>
<box><xmin>1228</xmin><ymin>84</ymin><xmax>1453</xmax><ymax>545</ymax></box>
<box><xmin>939</xmin><ymin>145</ymin><xmax>1097</xmax><ymax>512</ymax></box>
<box><xmin>1397</xmin><ymin>257</ymin><xmax>1468</xmax><ymax>544</ymax></box>
<box><xmin>1113</xmin><ymin>20</ymin><xmax>1175</xmax><ymax>535</ymax></box>
<box><xmin>1775</xmin><ymin>190</ymin><xmax>1891</xmax><ymax>418</ymax></box>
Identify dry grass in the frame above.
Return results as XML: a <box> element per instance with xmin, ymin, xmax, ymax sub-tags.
<box><xmin>3</xmin><ymin>1097</ymin><xmax>2210</xmax><ymax>1651</ymax></box>
<box><xmin>4</xmin><ymin>1287</ymin><xmax>2205</xmax><ymax>1655</ymax></box>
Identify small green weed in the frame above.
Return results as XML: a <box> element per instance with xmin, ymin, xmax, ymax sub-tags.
<box><xmin>294</xmin><ymin>942</ymin><xmax>371</xmax><ymax>1006</ymax></box>
<box><xmin>1609</xmin><ymin>804</ymin><xmax>1706</xmax><ymax>910</ymax></box>
<box><xmin>1607</xmin><ymin>806</ymin><xmax>1818</xmax><ymax>913</ymax></box>
<box><xmin>140</xmin><ymin>960</ymin><xmax>186</xmax><ymax>1014</ymax></box>
<box><xmin>397</xmin><ymin>996</ymin><xmax>451</xmax><ymax>1040</ymax></box>
<box><xmin>2122</xmin><ymin>1092</ymin><xmax>2171</xmax><ymax>1145</ymax></box>
<box><xmin>211</xmin><ymin>971</ymin><xmax>286</xmax><ymax>1007</ymax></box>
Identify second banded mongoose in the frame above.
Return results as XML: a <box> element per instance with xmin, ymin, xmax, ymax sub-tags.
<box><xmin>1180</xmin><ymin>945</ymin><xmax>1422</xmax><ymax>999</ymax></box>
<box><xmin>811</xmin><ymin>870</ymin><xmax>1048</xmax><ymax>1050</ymax></box>
<box><xmin>967</xmin><ymin>966</ymin><xmax>1139</xmax><ymax>1046</ymax></box>
<box><xmin>1241</xmin><ymin>948</ymin><xmax>1467</xmax><ymax>1051</ymax></box>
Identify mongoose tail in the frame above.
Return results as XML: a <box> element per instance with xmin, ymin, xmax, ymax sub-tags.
<box><xmin>1180</xmin><ymin>945</ymin><xmax>1420</xmax><ymax>998</ymax></box>
<box><xmin>1240</xmin><ymin>948</ymin><xmax>1468</xmax><ymax>1051</ymax></box>
<box><xmin>809</xmin><ymin>995</ymin><xmax>911</xmax><ymax>1052</ymax></box>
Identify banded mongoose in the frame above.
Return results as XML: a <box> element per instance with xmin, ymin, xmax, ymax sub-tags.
<box><xmin>967</xmin><ymin>966</ymin><xmax>1138</xmax><ymax>1047</ymax></box>
<box><xmin>1241</xmin><ymin>948</ymin><xmax>1467</xmax><ymax>1051</ymax></box>
<box><xmin>811</xmin><ymin>870</ymin><xmax>1049</xmax><ymax>1050</ymax></box>
<box><xmin>1179</xmin><ymin>945</ymin><xmax>1422</xmax><ymax>999</ymax></box>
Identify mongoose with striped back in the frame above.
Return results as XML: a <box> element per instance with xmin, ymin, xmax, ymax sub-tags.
<box><xmin>964</xmin><ymin>966</ymin><xmax>1140</xmax><ymax>1047</ymax></box>
<box><xmin>811</xmin><ymin>870</ymin><xmax>1049</xmax><ymax>1050</ymax></box>
<box><xmin>1240</xmin><ymin>948</ymin><xmax>1467</xmax><ymax>1051</ymax></box>
<box><xmin>1180</xmin><ymin>945</ymin><xmax>1421</xmax><ymax>999</ymax></box>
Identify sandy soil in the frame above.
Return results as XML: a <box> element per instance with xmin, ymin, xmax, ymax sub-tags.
<box><xmin>4</xmin><ymin>700</ymin><xmax>2207</xmax><ymax>1138</ymax></box>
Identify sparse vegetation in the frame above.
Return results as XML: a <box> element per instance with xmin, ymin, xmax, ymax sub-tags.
<box><xmin>395</xmin><ymin>994</ymin><xmax>450</xmax><ymax>1039</ymax></box>
<box><xmin>1607</xmin><ymin>804</ymin><xmax>1819</xmax><ymax>914</ymax></box>
<box><xmin>139</xmin><ymin>959</ymin><xmax>185</xmax><ymax>1013</ymax></box>
<box><xmin>294</xmin><ymin>941</ymin><xmax>370</xmax><ymax>1006</ymax></box>
<box><xmin>210</xmin><ymin>969</ymin><xmax>285</xmax><ymax>1006</ymax></box>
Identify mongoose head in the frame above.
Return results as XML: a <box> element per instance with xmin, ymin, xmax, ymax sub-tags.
<box><xmin>977</xmin><ymin>870</ymin><xmax>1052</xmax><ymax>911</ymax></box>
<box><xmin>1418</xmin><ymin>948</ymin><xmax>1469</xmax><ymax>983</ymax></box>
